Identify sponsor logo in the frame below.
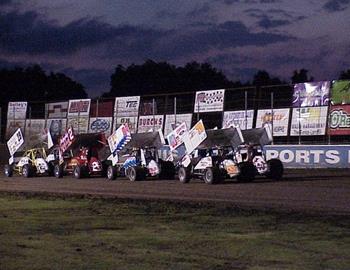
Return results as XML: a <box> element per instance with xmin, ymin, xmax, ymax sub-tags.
<box><xmin>91</xmin><ymin>119</ymin><xmax>110</xmax><ymax>132</ymax></box>
<box><xmin>330</xmin><ymin>109</ymin><xmax>350</xmax><ymax>129</ymax></box>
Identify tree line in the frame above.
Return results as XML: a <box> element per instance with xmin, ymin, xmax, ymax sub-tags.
<box><xmin>1</xmin><ymin>60</ymin><xmax>350</xmax><ymax>103</ymax></box>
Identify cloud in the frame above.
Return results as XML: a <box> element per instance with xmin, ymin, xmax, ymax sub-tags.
<box><xmin>0</xmin><ymin>0</ymin><xmax>11</xmax><ymax>6</ymax></box>
<box><xmin>258</xmin><ymin>16</ymin><xmax>291</xmax><ymax>28</ymax></box>
<box><xmin>323</xmin><ymin>0</ymin><xmax>350</xmax><ymax>12</ymax></box>
<box><xmin>0</xmin><ymin>11</ymin><xmax>131</xmax><ymax>55</ymax></box>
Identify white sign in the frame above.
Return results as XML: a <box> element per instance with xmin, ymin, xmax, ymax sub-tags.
<box><xmin>89</xmin><ymin>117</ymin><xmax>112</xmax><ymax>135</ymax></box>
<box><xmin>256</xmin><ymin>108</ymin><xmax>290</xmax><ymax>136</ymax></box>
<box><xmin>114</xmin><ymin>96</ymin><xmax>140</xmax><ymax>133</ymax></box>
<box><xmin>114</xmin><ymin>96</ymin><xmax>140</xmax><ymax>117</ymax></box>
<box><xmin>7</xmin><ymin>128</ymin><xmax>24</xmax><ymax>156</ymax></box>
<box><xmin>46</xmin><ymin>102</ymin><xmax>68</xmax><ymax>118</ymax></box>
<box><xmin>67</xmin><ymin>99</ymin><xmax>91</xmax><ymax>117</ymax></box>
<box><xmin>114</xmin><ymin>116</ymin><xmax>138</xmax><ymax>134</ymax></box>
<box><xmin>222</xmin><ymin>110</ymin><xmax>254</xmax><ymax>130</ymax></box>
<box><xmin>7</xmin><ymin>102</ymin><xmax>27</xmax><ymax>119</ymax></box>
<box><xmin>183</xmin><ymin>120</ymin><xmax>207</xmax><ymax>154</ymax></box>
<box><xmin>137</xmin><ymin>115</ymin><xmax>164</xmax><ymax>133</ymax></box>
<box><xmin>164</xmin><ymin>114</ymin><xmax>192</xmax><ymax>136</ymax></box>
<box><xmin>194</xmin><ymin>89</ymin><xmax>225</xmax><ymax>113</ymax></box>
<box><xmin>67</xmin><ymin>116</ymin><xmax>89</xmax><ymax>134</ymax></box>
<box><xmin>290</xmin><ymin>106</ymin><xmax>328</xmax><ymax>136</ymax></box>
<box><xmin>167</xmin><ymin>122</ymin><xmax>188</xmax><ymax>151</ymax></box>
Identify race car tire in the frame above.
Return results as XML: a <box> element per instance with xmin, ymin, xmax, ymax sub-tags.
<box><xmin>203</xmin><ymin>167</ymin><xmax>223</xmax><ymax>184</ymax></box>
<box><xmin>74</xmin><ymin>165</ymin><xmax>87</xmax><ymax>179</ymax></box>
<box><xmin>266</xmin><ymin>159</ymin><xmax>284</xmax><ymax>180</ymax></box>
<box><xmin>127</xmin><ymin>166</ymin><xmax>146</xmax><ymax>181</ymax></box>
<box><xmin>54</xmin><ymin>164</ymin><xmax>63</xmax><ymax>178</ymax></box>
<box><xmin>158</xmin><ymin>160</ymin><xmax>176</xmax><ymax>179</ymax></box>
<box><xmin>107</xmin><ymin>165</ymin><xmax>118</xmax><ymax>180</ymax></box>
<box><xmin>178</xmin><ymin>166</ymin><xmax>191</xmax><ymax>183</ymax></box>
<box><xmin>22</xmin><ymin>164</ymin><xmax>34</xmax><ymax>178</ymax></box>
<box><xmin>4</xmin><ymin>165</ymin><xmax>13</xmax><ymax>177</ymax></box>
<box><xmin>237</xmin><ymin>162</ymin><xmax>256</xmax><ymax>183</ymax></box>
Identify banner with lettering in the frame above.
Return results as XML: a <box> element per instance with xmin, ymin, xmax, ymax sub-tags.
<box><xmin>137</xmin><ymin>115</ymin><xmax>164</xmax><ymax>133</ymax></box>
<box><xmin>194</xmin><ymin>89</ymin><xmax>225</xmax><ymax>113</ymax></box>
<box><xmin>328</xmin><ymin>105</ymin><xmax>350</xmax><ymax>135</ymax></box>
<box><xmin>67</xmin><ymin>99</ymin><xmax>91</xmax><ymax>117</ymax></box>
<box><xmin>222</xmin><ymin>110</ymin><xmax>254</xmax><ymax>130</ymax></box>
<box><xmin>255</xmin><ymin>108</ymin><xmax>290</xmax><ymax>136</ymax></box>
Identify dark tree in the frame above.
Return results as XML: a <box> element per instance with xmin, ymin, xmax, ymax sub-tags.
<box><xmin>0</xmin><ymin>64</ymin><xmax>87</xmax><ymax>103</ymax></box>
<box><xmin>339</xmin><ymin>69</ymin><xmax>350</xmax><ymax>80</ymax></box>
<box><xmin>104</xmin><ymin>60</ymin><xmax>235</xmax><ymax>97</ymax></box>
<box><xmin>291</xmin><ymin>69</ymin><xmax>314</xmax><ymax>84</ymax></box>
<box><xmin>252</xmin><ymin>70</ymin><xmax>284</xmax><ymax>86</ymax></box>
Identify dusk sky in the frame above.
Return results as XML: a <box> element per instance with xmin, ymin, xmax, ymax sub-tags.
<box><xmin>1</xmin><ymin>0</ymin><xmax>350</xmax><ymax>97</ymax></box>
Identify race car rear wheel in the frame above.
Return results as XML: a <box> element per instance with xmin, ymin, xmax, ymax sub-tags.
<box><xmin>127</xmin><ymin>166</ymin><xmax>146</xmax><ymax>181</ymax></box>
<box><xmin>22</xmin><ymin>164</ymin><xmax>34</xmax><ymax>178</ymax></box>
<box><xmin>266</xmin><ymin>159</ymin><xmax>284</xmax><ymax>180</ymax></box>
<box><xmin>4</xmin><ymin>165</ymin><xmax>13</xmax><ymax>177</ymax></box>
<box><xmin>158</xmin><ymin>161</ymin><xmax>176</xmax><ymax>179</ymax></box>
<box><xmin>107</xmin><ymin>165</ymin><xmax>117</xmax><ymax>180</ymax></box>
<box><xmin>237</xmin><ymin>162</ymin><xmax>256</xmax><ymax>183</ymax></box>
<box><xmin>178</xmin><ymin>166</ymin><xmax>191</xmax><ymax>183</ymax></box>
<box><xmin>54</xmin><ymin>164</ymin><xmax>63</xmax><ymax>178</ymax></box>
<box><xmin>74</xmin><ymin>165</ymin><xmax>87</xmax><ymax>179</ymax></box>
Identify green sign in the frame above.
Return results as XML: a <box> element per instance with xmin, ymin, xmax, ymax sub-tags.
<box><xmin>331</xmin><ymin>80</ymin><xmax>350</xmax><ymax>105</ymax></box>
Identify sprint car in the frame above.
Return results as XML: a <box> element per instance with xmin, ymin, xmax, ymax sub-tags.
<box><xmin>4</xmin><ymin>147</ymin><xmax>55</xmax><ymax>177</ymax></box>
<box><xmin>106</xmin><ymin>127</ymin><xmax>175</xmax><ymax>181</ymax></box>
<box><xmin>53</xmin><ymin>128</ymin><xmax>108</xmax><ymax>179</ymax></box>
<box><xmin>177</xmin><ymin>127</ymin><xmax>244</xmax><ymax>184</ymax></box>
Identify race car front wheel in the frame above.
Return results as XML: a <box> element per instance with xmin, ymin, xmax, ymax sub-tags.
<box><xmin>54</xmin><ymin>164</ymin><xmax>63</xmax><ymax>178</ymax></box>
<box><xmin>178</xmin><ymin>166</ymin><xmax>191</xmax><ymax>183</ymax></box>
<box><xmin>107</xmin><ymin>165</ymin><xmax>118</xmax><ymax>180</ymax></box>
<box><xmin>22</xmin><ymin>164</ymin><xmax>34</xmax><ymax>178</ymax></box>
<box><xmin>4</xmin><ymin>165</ymin><xmax>13</xmax><ymax>177</ymax></box>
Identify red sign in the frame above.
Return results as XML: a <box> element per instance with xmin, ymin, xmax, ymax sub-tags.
<box><xmin>59</xmin><ymin>127</ymin><xmax>75</xmax><ymax>153</ymax></box>
<box><xmin>328</xmin><ymin>105</ymin><xmax>350</xmax><ymax>135</ymax></box>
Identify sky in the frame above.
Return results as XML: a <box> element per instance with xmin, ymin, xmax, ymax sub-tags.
<box><xmin>1</xmin><ymin>0</ymin><xmax>350</xmax><ymax>97</ymax></box>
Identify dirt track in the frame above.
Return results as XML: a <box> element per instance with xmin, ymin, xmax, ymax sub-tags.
<box><xmin>0</xmin><ymin>169</ymin><xmax>349</xmax><ymax>215</ymax></box>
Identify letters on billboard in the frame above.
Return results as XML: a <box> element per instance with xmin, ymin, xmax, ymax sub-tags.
<box><xmin>114</xmin><ymin>96</ymin><xmax>140</xmax><ymax>133</ymax></box>
<box><xmin>292</xmin><ymin>81</ymin><xmax>330</xmax><ymax>107</ymax></box>
<box><xmin>328</xmin><ymin>105</ymin><xmax>350</xmax><ymax>135</ymax></box>
<box><xmin>255</xmin><ymin>108</ymin><xmax>290</xmax><ymax>136</ymax></box>
<box><xmin>67</xmin><ymin>99</ymin><xmax>91</xmax><ymax>117</ymax></box>
<box><xmin>137</xmin><ymin>115</ymin><xmax>164</xmax><ymax>133</ymax></box>
<box><xmin>290</xmin><ymin>106</ymin><xmax>328</xmax><ymax>136</ymax></box>
<box><xmin>7</xmin><ymin>101</ymin><xmax>27</xmax><ymax>119</ymax></box>
<box><xmin>194</xmin><ymin>89</ymin><xmax>225</xmax><ymax>113</ymax></box>
<box><xmin>222</xmin><ymin>110</ymin><xmax>254</xmax><ymax>130</ymax></box>
<box><xmin>266</xmin><ymin>145</ymin><xmax>350</xmax><ymax>168</ymax></box>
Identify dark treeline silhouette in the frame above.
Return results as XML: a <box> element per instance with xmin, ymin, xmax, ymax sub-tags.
<box><xmin>0</xmin><ymin>65</ymin><xmax>87</xmax><ymax>105</ymax></box>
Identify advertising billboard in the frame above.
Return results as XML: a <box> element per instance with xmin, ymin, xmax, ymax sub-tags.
<box><xmin>67</xmin><ymin>99</ymin><xmax>91</xmax><ymax>117</ymax></box>
<box><xmin>164</xmin><ymin>113</ymin><xmax>192</xmax><ymax>136</ymax></box>
<box><xmin>330</xmin><ymin>80</ymin><xmax>350</xmax><ymax>105</ymax></box>
<box><xmin>137</xmin><ymin>115</ymin><xmax>164</xmax><ymax>133</ymax></box>
<box><xmin>255</xmin><ymin>108</ymin><xmax>290</xmax><ymax>136</ymax></box>
<box><xmin>292</xmin><ymin>81</ymin><xmax>330</xmax><ymax>107</ymax></box>
<box><xmin>194</xmin><ymin>89</ymin><xmax>225</xmax><ymax>113</ymax></box>
<box><xmin>46</xmin><ymin>102</ymin><xmax>68</xmax><ymax>118</ymax></box>
<box><xmin>328</xmin><ymin>105</ymin><xmax>350</xmax><ymax>135</ymax></box>
<box><xmin>222</xmin><ymin>110</ymin><xmax>254</xmax><ymax>130</ymax></box>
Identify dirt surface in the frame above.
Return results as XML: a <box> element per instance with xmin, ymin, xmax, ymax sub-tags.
<box><xmin>0</xmin><ymin>169</ymin><xmax>349</xmax><ymax>215</ymax></box>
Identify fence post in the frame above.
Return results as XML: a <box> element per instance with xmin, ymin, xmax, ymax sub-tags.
<box><xmin>245</xmin><ymin>91</ymin><xmax>248</xmax><ymax>130</ymax></box>
<box><xmin>271</xmin><ymin>91</ymin><xmax>274</xmax><ymax>144</ymax></box>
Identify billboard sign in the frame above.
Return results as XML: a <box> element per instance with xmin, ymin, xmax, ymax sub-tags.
<box><xmin>256</xmin><ymin>108</ymin><xmax>290</xmax><ymax>136</ymax></box>
<box><xmin>328</xmin><ymin>105</ymin><xmax>350</xmax><ymax>135</ymax></box>
<box><xmin>46</xmin><ymin>102</ymin><xmax>68</xmax><ymax>118</ymax></box>
<box><xmin>67</xmin><ymin>99</ymin><xmax>91</xmax><ymax>117</ymax></box>
<box><xmin>331</xmin><ymin>80</ymin><xmax>350</xmax><ymax>105</ymax></box>
<box><xmin>290</xmin><ymin>106</ymin><xmax>328</xmax><ymax>136</ymax></box>
<box><xmin>266</xmin><ymin>145</ymin><xmax>350</xmax><ymax>168</ymax></box>
<box><xmin>194</xmin><ymin>89</ymin><xmax>225</xmax><ymax>113</ymax></box>
<box><xmin>292</xmin><ymin>81</ymin><xmax>330</xmax><ymax>107</ymax></box>
<box><xmin>164</xmin><ymin>113</ymin><xmax>192</xmax><ymax>136</ymax></box>
<box><xmin>137</xmin><ymin>115</ymin><xmax>164</xmax><ymax>133</ymax></box>
<box><xmin>7</xmin><ymin>101</ymin><xmax>27</xmax><ymax>119</ymax></box>
<box><xmin>67</xmin><ymin>116</ymin><xmax>89</xmax><ymax>134</ymax></box>
<box><xmin>89</xmin><ymin>117</ymin><xmax>112</xmax><ymax>135</ymax></box>
<box><xmin>222</xmin><ymin>110</ymin><xmax>254</xmax><ymax>130</ymax></box>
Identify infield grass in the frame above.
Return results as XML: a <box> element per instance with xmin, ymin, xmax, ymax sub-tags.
<box><xmin>0</xmin><ymin>194</ymin><xmax>350</xmax><ymax>270</ymax></box>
